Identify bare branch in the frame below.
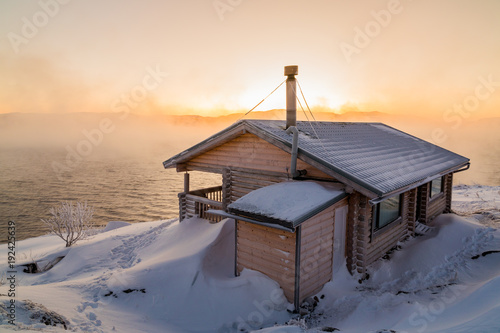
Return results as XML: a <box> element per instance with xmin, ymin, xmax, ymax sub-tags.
<box><xmin>41</xmin><ymin>201</ymin><xmax>95</xmax><ymax>247</ymax></box>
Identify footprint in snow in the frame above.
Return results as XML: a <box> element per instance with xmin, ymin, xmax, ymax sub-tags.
<box><xmin>76</xmin><ymin>301</ymin><xmax>98</xmax><ymax>313</ymax></box>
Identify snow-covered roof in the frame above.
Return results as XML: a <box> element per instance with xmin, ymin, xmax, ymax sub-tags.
<box><xmin>163</xmin><ymin>120</ymin><xmax>470</xmax><ymax>198</ymax></box>
<box><xmin>227</xmin><ymin>181</ymin><xmax>347</xmax><ymax>229</ymax></box>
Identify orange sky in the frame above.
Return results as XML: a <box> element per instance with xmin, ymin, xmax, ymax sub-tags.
<box><xmin>1</xmin><ymin>0</ymin><xmax>499</xmax><ymax>119</ymax></box>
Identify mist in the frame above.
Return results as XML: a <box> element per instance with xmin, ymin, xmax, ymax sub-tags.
<box><xmin>0</xmin><ymin>110</ymin><xmax>498</xmax><ymax>186</ymax></box>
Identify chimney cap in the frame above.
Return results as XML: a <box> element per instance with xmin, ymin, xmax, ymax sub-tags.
<box><xmin>284</xmin><ymin>65</ymin><xmax>298</xmax><ymax>76</ymax></box>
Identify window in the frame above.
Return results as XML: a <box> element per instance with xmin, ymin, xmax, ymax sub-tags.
<box><xmin>430</xmin><ymin>177</ymin><xmax>444</xmax><ymax>199</ymax></box>
<box><xmin>374</xmin><ymin>194</ymin><xmax>402</xmax><ymax>230</ymax></box>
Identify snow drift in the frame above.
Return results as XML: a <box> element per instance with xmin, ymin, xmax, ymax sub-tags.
<box><xmin>0</xmin><ymin>185</ymin><xmax>499</xmax><ymax>332</ymax></box>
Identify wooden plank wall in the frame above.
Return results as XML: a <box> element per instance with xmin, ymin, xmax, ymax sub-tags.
<box><xmin>298</xmin><ymin>199</ymin><xmax>347</xmax><ymax>303</ymax></box>
<box><xmin>236</xmin><ymin>221</ymin><xmax>297</xmax><ymax>302</ymax></box>
<box><xmin>188</xmin><ymin>133</ymin><xmax>334</xmax><ymax>179</ymax></box>
<box><xmin>228</xmin><ymin>168</ymin><xmax>288</xmax><ymax>203</ymax></box>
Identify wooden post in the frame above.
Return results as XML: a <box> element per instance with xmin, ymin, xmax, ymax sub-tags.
<box><xmin>222</xmin><ymin>168</ymin><xmax>231</xmax><ymax>211</ymax></box>
<box><xmin>184</xmin><ymin>172</ymin><xmax>190</xmax><ymax>193</ymax></box>
<box><xmin>178</xmin><ymin>193</ymin><xmax>186</xmax><ymax>222</ymax></box>
<box><xmin>407</xmin><ymin>188</ymin><xmax>417</xmax><ymax>236</ymax></box>
<box><xmin>445</xmin><ymin>173</ymin><xmax>453</xmax><ymax>213</ymax></box>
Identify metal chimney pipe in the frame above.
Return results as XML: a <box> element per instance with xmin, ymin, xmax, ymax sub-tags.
<box><xmin>284</xmin><ymin>65</ymin><xmax>298</xmax><ymax>129</ymax></box>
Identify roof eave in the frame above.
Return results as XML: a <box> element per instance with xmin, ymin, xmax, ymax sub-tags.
<box><xmin>369</xmin><ymin>160</ymin><xmax>470</xmax><ymax>205</ymax></box>
<box><xmin>210</xmin><ymin>209</ymin><xmax>296</xmax><ymax>232</ymax></box>
<box><xmin>292</xmin><ymin>192</ymin><xmax>349</xmax><ymax>226</ymax></box>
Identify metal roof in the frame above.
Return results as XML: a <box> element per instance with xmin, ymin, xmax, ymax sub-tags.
<box><xmin>163</xmin><ymin>119</ymin><xmax>470</xmax><ymax>198</ymax></box>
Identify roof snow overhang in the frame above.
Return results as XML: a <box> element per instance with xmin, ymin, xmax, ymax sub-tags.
<box><xmin>228</xmin><ymin>181</ymin><xmax>347</xmax><ymax>229</ymax></box>
<box><xmin>208</xmin><ymin>181</ymin><xmax>348</xmax><ymax>230</ymax></box>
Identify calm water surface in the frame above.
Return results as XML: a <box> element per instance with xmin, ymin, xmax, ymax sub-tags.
<box><xmin>0</xmin><ymin>147</ymin><xmax>220</xmax><ymax>243</ymax></box>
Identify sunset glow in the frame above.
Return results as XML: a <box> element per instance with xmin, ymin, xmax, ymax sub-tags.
<box><xmin>0</xmin><ymin>0</ymin><xmax>499</xmax><ymax>119</ymax></box>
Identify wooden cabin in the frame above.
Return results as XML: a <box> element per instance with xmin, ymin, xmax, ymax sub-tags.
<box><xmin>162</xmin><ymin>66</ymin><xmax>470</xmax><ymax>310</ymax></box>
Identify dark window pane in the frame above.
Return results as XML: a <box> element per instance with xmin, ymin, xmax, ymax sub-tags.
<box><xmin>378</xmin><ymin>195</ymin><xmax>400</xmax><ymax>229</ymax></box>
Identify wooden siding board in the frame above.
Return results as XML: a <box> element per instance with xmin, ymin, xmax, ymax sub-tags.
<box><xmin>238</xmin><ymin>236</ymin><xmax>295</xmax><ymax>256</ymax></box>
<box><xmin>298</xmin><ymin>204</ymin><xmax>335</xmax><ymax>303</ymax></box>
<box><xmin>228</xmin><ymin>168</ymin><xmax>287</xmax><ymax>204</ymax></box>
<box><xmin>239</xmin><ymin>223</ymin><xmax>296</xmax><ymax>243</ymax></box>
<box><xmin>301</xmin><ymin>232</ymin><xmax>334</xmax><ymax>252</ymax></box>
<box><xmin>238</xmin><ymin>246</ymin><xmax>294</xmax><ymax>269</ymax></box>
<box><xmin>301</xmin><ymin>219</ymin><xmax>334</xmax><ymax>238</ymax></box>
<box><xmin>238</xmin><ymin>232</ymin><xmax>296</xmax><ymax>253</ymax></box>
<box><xmin>300</xmin><ymin>264</ymin><xmax>333</xmax><ymax>299</ymax></box>
<box><xmin>237</xmin><ymin>251</ymin><xmax>294</xmax><ymax>275</ymax></box>
<box><xmin>236</xmin><ymin>261</ymin><xmax>295</xmax><ymax>299</ymax></box>
<box><xmin>190</xmin><ymin>133</ymin><xmax>334</xmax><ymax>179</ymax></box>
<box><xmin>183</xmin><ymin>162</ymin><xmax>225</xmax><ymax>174</ymax></box>
<box><xmin>236</xmin><ymin>220</ymin><xmax>297</xmax><ymax>303</ymax></box>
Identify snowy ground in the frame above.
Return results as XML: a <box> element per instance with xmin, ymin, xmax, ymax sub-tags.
<box><xmin>0</xmin><ymin>185</ymin><xmax>499</xmax><ymax>332</ymax></box>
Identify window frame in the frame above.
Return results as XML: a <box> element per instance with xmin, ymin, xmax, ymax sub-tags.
<box><xmin>429</xmin><ymin>176</ymin><xmax>444</xmax><ymax>201</ymax></box>
<box><xmin>372</xmin><ymin>194</ymin><xmax>403</xmax><ymax>236</ymax></box>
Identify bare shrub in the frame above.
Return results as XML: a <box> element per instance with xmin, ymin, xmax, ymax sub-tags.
<box><xmin>41</xmin><ymin>201</ymin><xmax>95</xmax><ymax>247</ymax></box>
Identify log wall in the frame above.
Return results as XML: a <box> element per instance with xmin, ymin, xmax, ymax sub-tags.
<box><xmin>366</xmin><ymin>191</ymin><xmax>409</xmax><ymax>267</ymax></box>
<box><xmin>445</xmin><ymin>173</ymin><xmax>453</xmax><ymax>213</ymax></box>
<box><xmin>346</xmin><ymin>188</ymin><xmax>417</xmax><ymax>275</ymax></box>
<box><xmin>418</xmin><ymin>173</ymin><xmax>453</xmax><ymax>224</ymax></box>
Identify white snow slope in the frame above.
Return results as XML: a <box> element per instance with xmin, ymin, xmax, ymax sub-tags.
<box><xmin>0</xmin><ymin>185</ymin><xmax>499</xmax><ymax>333</ymax></box>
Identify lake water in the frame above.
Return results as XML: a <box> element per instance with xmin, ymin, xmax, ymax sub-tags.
<box><xmin>0</xmin><ymin>147</ymin><xmax>221</xmax><ymax>243</ymax></box>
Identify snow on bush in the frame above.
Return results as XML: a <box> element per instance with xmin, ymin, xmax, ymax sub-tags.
<box><xmin>41</xmin><ymin>201</ymin><xmax>95</xmax><ymax>247</ymax></box>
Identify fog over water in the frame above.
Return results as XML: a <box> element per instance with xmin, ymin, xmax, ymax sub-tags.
<box><xmin>0</xmin><ymin>111</ymin><xmax>498</xmax><ymax>243</ymax></box>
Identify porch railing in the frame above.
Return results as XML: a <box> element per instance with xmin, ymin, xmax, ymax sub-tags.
<box><xmin>178</xmin><ymin>186</ymin><xmax>224</xmax><ymax>223</ymax></box>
